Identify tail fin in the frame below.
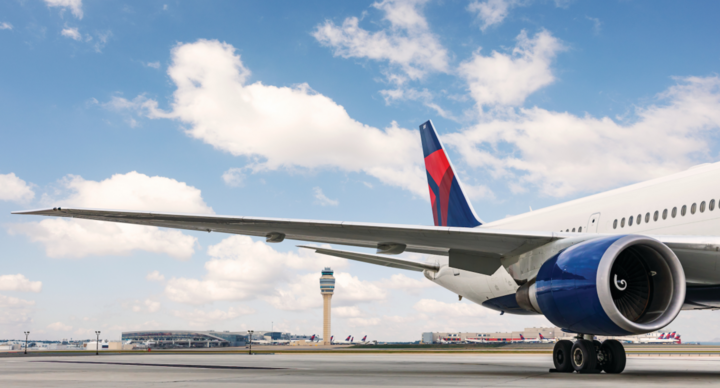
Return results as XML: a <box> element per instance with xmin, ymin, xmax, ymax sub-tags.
<box><xmin>419</xmin><ymin>120</ymin><xmax>481</xmax><ymax>228</ymax></box>
<box><xmin>520</xmin><ymin>334</ymin><xmax>525</xmax><ymax>340</ymax></box>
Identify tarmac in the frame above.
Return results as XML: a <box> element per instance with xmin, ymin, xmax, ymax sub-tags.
<box><xmin>1</xmin><ymin>351</ymin><xmax>720</xmax><ymax>387</ymax></box>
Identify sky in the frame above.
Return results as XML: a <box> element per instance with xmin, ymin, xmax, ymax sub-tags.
<box><xmin>1</xmin><ymin>0</ymin><xmax>720</xmax><ymax>342</ymax></box>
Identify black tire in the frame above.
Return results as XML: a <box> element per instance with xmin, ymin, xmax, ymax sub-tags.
<box><xmin>593</xmin><ymin>340</ymin><xmax>604</xmax><ymax>371</ymax></box>
<box><xmin>553</xmin><ymin>340</ymin><xmax>574</xmax><ymax>372</ymax></box>
<box><xmin>571</xmin><ymin>340</ymin><xmax>597</xmax><ymax>372</ymax></box>
<box><xmin>601</xmin><ymin>340</ymin><xmax>627</xmax><ymax>374</ymax></box>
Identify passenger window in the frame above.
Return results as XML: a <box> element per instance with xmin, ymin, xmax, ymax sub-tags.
<box><xmin>681</xmin><ymin>205</ymin><xmax>687</xmax><ymax>216</ymax></box>
<box><xmin>663</xmin><ymin>209</ymin><xmax>668</xmax><ymax>219</ymax></box>
<box><xmin>578</xmin><ymin>226</ymin><xmax>582</xmax><ymax>232</ymax></box>
<box><xmin>613</xmin><ymin>219</ymin><xmax>617</xmax><ymax>229</ymax></box>
<box><xmin>645</xmin><ymin>213</ymin><xmax>650</xmax><ymax>223</ymax></box>
<box><xmin>711</xmin><ymin>199</ymin><xmax>716</xmax><ymax>211</ymax></box>
<box><xmin>672</xmin><ymin>207</ymin><xmax>677</xmax><ymax>218</ymax></box>
<box><xmin>621</xmin><ymin>218</ymin><xmax>625</xmax><ymax>227</ymax></box>
<box><xmin>653</xmin><ymin>211</ymin><xmax>659</xmax><ymax>221</ymax></box>
<box><xmin>566</xmin><ymin>229</ymin><xmax>569</xmax><ymax>232</ymax></box>
<box><xmin>637</xmin><ymin>214</ymin><xmax>642</xmax><ymax>224</ymax></box>
<box><xmin>629</xmin><ymin>216</ymin><xmax>634</xmax><ymax>226</ymax></box>
<box><xmin>691</xmin><ymin>203</ymin><xmax>697</xmax><ymax>214</ymax></box>
<box><xmin>700</xmin><ymin>201</ymin><xmax>706</xmax><ymax>212</ymax></box>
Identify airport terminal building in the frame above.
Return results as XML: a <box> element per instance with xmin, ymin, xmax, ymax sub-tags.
<box><xmin>121</xmin><ymin>331</ymin><xmax>249</xmax><ymax>348</ymax></box>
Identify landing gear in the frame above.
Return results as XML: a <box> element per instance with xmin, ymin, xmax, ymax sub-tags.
<box><xmin>552</xmin><ymin>340</ymin><xmax>573</xmax><ymax>372</ymax></box>
<box><xmin>551</xmin><ymin>338</ymin><xmax>626</xmax><ymax>374</ymax></box>
<box><xmin>599</xmin><ymin>340</ymin><xmax>626</xmax><ymax>374</ymax></box>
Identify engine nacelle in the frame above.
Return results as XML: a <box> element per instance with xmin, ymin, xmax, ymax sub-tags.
<box><xmin>516</xmin><ymin>235</ymin><xmax>685</xmax><ymax>335</ymax></box>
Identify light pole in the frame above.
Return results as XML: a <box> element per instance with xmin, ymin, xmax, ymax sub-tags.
<box><xmin>247</xmin><ymin>330</ymin><xmax>254</xmax><ymax>355</ymax></box>
<box><xmin>23</xmin><ymin>331</ymin><xmax>30</xmax><ymax>355</ymax></box>
<box><xmin>95</xmin><ymin>331</ymin><xmax>101</xmax><ymax>355</ymax></box>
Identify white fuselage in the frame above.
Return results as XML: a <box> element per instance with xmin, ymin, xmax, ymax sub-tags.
<box><xmin>426</xmin><ymin>163</ymin><xmax>720</xmax><ymax>311</ymax></box>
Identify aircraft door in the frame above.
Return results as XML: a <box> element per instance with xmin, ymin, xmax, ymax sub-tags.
<box><xmin>587</xmin><ymin>213</ymin><xmax>601</xmax><ymax>233</ymax></box>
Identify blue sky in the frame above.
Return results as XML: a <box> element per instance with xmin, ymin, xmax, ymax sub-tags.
<box><xmin>1</xmin><ymin>0</ymin><xmax>720</xmax><ymax>342</ymax></box>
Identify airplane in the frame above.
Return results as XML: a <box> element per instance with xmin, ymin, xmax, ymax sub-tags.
<box><xmin>518</xmin><ymin>334</ymin><xmax>539</xmax><ymax>343</ymax></box>
<box><xmin>537</xmin><ymin>334</ymin><xmax>555</xmax><ymax>344</ymax></box>
<box><xmin>332</xmin><ymin>336</ymin><xmax>354</xmax><ymax>345</ymax></box>
<box><xmin>14</xmin><ymin>119</ymin><xmax>720</xmax><ymax>374</ymax></box>
<box><xmin>640</xmin><ymin>332</ymin><xmax>680</xmax><ymax>344</ymax></box>
<box><xmin>464</xmin><ymin>336</ymin><xmax>488</xmax><ymax>344</ymax></box>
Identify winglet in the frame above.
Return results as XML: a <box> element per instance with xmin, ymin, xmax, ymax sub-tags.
<box><xmin>419</xmin><ymin>120</ymin><xmax>481</xmax><ymax>227</ymax></box>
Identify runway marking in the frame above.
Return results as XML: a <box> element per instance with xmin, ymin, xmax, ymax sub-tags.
<box><xmin>33</xmin><ymin>360</ymin><xmax>286</xmax><ymax>370</ymax></box>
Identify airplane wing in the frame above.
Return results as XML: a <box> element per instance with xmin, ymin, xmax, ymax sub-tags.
<box><xmin>14</xmin><ymin>207</ymin><xmax>720</xmax><ymax>280</ymax></box>
<box><xmin>12</xmin><ymin>207</ymin><xmax>557</xmax><ymax>259</ymax></box>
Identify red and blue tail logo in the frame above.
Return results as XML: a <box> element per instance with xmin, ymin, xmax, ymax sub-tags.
<box><xmin>520</xmin><ymin>334</ymin><xmax>525</xmax><ymax>340</ymax></box>
<box><xmin>362</xmin><ymin>335</ymin><xmax>367</xmax><ymax>341</ymax></box>
<box><xmin>419</xmin><ymin>120</ymin><xmax>481</xmax><ymax>228</ymax></box>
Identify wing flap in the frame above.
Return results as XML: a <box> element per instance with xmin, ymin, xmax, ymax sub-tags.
<box><xmin>298</xmin><ymin>246</ymin><xmax>438</xmax><ymax>272</ymax></box>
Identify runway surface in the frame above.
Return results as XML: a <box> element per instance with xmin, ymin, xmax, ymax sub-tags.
<box><xmin>1</xmin><ymin>353</ymin><xmax>719</xmax><ymax>387</ymax></box>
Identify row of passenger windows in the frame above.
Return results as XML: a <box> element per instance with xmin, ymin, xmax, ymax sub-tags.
<box><xmin>613</xmin><ymin>199</ymin><xmax>716</xmax><ymax>229</ymax></box>
<box><xmin>562</xmin><ymin>226</ymin><xmax>583</xmax><ymax>233</ymax></box>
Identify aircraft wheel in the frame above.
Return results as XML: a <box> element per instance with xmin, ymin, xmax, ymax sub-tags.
<box><xmin>593</xmin><ymin>340</ymin><xmax>604</xmax><ymax>371</ymax></box>
<box><xmin>552</xmin><ymin>340</ymin><xmax>574</xmax><ymax>372</ymax></box>
<box><xmin>601</xmin><ymin>340</ymin><xmax>626</xmax><ymax>374</ymax></box>
<box><xmin>571</xmin><ymin>340</ymin><xmax>597</xmax><ymax>372</ymax></box>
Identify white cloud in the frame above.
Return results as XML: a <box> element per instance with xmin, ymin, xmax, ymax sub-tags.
<box><xmin>0</xmin><ymin>173</ymin><xmax>34</xmax><ymax>202</ymax></box>
<box><xmin>335</xmin><ymin>306</ymin><xmax>362</xmax><ymax>318</ymax></box>
<box><xmin>45</xmin><ymin>0</ymin><xmax>83</xmax><ymax>19</ymax></box>
<box><xmin>586</xmin><ymin>16</ymin><xmax>602</xmax><ymax>35</ymax></box>
<box><xmin>468</xmin><ymin>0</ymin><xmax>525</xmax><ymax>31</ymax></box>
<box><xmin>10</xmin><ymin>171</ymin><xmax>212</xmax><ymax>259</ymax></box>
<box><xmin>172</xmin><ymin>306</ymin><xmax>254</xmax><ymax>327</ymax></box>
<box><xmin>445</xmin><ymin>76</ymin><xmax>720</xmax><ymax>197</ymax></box>
<box><xmin>61</xmin><ymin>27</ymin><xmax>82</xmax><ymax>41</ymax></box>
<box><xmin>92</xmin><ymin>31</ymin><xmax>111</xmax><ymax>53</ymax></box>
<box><xmin>376</xmin><ymin>273</ymin><xmax>434</xmax><ymax>295</ymax></box>
<box><xmin>413</xmin><ymin>298</ymin><xmax>489</xmax><ymax>317</ymax></box>
<box><xmin>145</xmin><ymin>61</ymin><xmax>161</xmax><ymax>69</ymax></box>
<box><xmin>313</xmin><ymin>187</ymin><xmax>338</xmax><ymax>206</ymax></box>
<box><xmin>129</xmin><ymin>299</ymin><xmax>160</xmax><ymax>313</ymax></box>
<box><xmin>313</xmin><ymin>0</ymin><xmax>448</xmax><ymax>83</ymax></box>
<box><xmin>0</xmin><ymin>22</ymin><xmax>12</xmax><ymax>30</ymax></box>
<box><xmin>221</xmin><ymin>168</ymin><xmax>245</xmax><ymax>187</ymax></box>
<box><xmin>146</xmin><ymin>271</ymin><xmax>165</xmax><ymax>282</ymax></box>
<box><xmin>111</xmin><ymin>40</ymin><xmax>426</xmax><ymax>196</ymax></box>
<box><xmin>380</xmin><ymin>87</ymin><xmax>458</xmax><ymax>121</ymax></box>
<box><xmin>0</xmin><ymin>274</ymin><xmax>42</xmax><ymax>293</ymax></box>
<box><xmin>47</xmin><ymin>322</ymin><xmax>73</xmax><ymax>331</ymax></box>
<box><xmin>165</xmin><ymin>236</ymin><xmax>348</xmax><ymax>305</ymax></box>
<box><xmin>0</xmin><ymin>294</ymin><xmax>35</xmax><ymax>327</ymax></box>
<box><xmin>458</xmin><ymin>29</ymin><xmax>565</xmax><ymax>110</ymax></box>
<box><xmin>0</xmin><ymin>294</ymin><xmax>34</xmax><ymax>308</ymax></box>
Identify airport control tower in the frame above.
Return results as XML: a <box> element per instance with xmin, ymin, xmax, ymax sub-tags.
<box><xmin>319</xmin><ymin>267</ymin><xmax>335</xmax><ymax>345</ymax></box>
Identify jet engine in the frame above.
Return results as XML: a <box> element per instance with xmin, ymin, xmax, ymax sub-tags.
<box><xmin>516</xmin><ymin>235</ymin><xmax>685</xmax><ymax>335</ymax></box>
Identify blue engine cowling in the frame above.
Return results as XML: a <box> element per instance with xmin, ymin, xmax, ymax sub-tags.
<box><xmin>519</xmin><ymin>235</ymin><xmax>686</xmax><ymax>336</ymax></box>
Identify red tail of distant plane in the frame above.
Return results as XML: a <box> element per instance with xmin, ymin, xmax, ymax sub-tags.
<box><xmin>361</xmin><ymin>335</ymin><xmax>367</xmax><ymax>342</ymax></box>
<box><xmin>330</xmin><ymin>336</ymin><xmax>334</xmax><ymax>342</ymax></box>
<box><xmin>310</xmin><ymin>335</ymin><xmax>315</xmax><ymax>341</ymax></box>
<box><xmin>658</xmin><ymin>333</ymin><xmax>666</xmax><ymax>339</ymax></box>
<box><xmin>519</xmin><ymin>334</ymin><xmax>525</xmax><ymax>340</ymax></box>
<box><xmin>539</xmin><ymin>334</ymin><xmax>545</xmax><ymax>340</ymax></box>
<box><xmin>345</xmin><ymin>336</ymin><xmax>351</xmax><ymax>341</ymax></box>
